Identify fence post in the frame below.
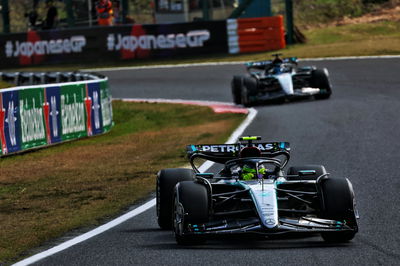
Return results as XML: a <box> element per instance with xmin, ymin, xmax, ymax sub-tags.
<box><xmin>285</xmin><ymin>0</ymin><xmax>294</xmax><ymax>44</ymax></box>
<box><xmin>202</xmin><ymin>0</ymin><xmax>209</xmax><ymax>20</ymax></box>
<box><xmin>121</xmin><ymin>0</ymin><xmax>129</xmax><ymax>24</ymax></box>
<box><xmin>266</xmin><ymin>0</ymin><xmax>272</xmax><ymax>17</ymax></box>
<box><xmin>229</xmin><ymin>0</ymin><xmax>271</xmax><ymax>19</ymax></box>
<box><xmin>1</xmin><ymin>0</ymin><xmax>10</xmax><ymax>33</ymax></box>
<box><xmin>88</xmin><ymin>0</ymin><xmax>93</xmax><ymax>26</ymax></box>
<box><xmin>65</xmin><ymin>0</ymin><xmax>75</xmax><ymax>27</ymax></box>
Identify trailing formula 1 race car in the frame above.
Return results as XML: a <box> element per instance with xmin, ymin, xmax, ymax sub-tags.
<box><xmin>156</xmin><ymin>136</ymin><xmax>358</xmax><ymax>245</ymax></box>
<box><xmin>231</xmin><ymin>54</ymin><xmax>332</xmax><ymax>106</ymax></box>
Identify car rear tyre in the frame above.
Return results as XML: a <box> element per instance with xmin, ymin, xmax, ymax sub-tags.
<box><xmin>231</xmin><ymin>75</ymin><xmax>243</xmax><ymax>104</ymax></box>
<box><xmin>311</xmin><ymin>68</ymin><xmax>332</xmax><ymax>99</ymax></box>
<box><xmin>241</xmin><ymin>85</ymin><xmax>251</xmax><ymax>107</ymax></box>
<box><xmin>156</xmin><ymin>168</ymin><xmax>195</xmax><ymax>230</ymax></box>
<box><xmin>242</xmin><ymin>76</ymin><xmax>259</xmax><ymax>106</ymax></box>
<box><xmin>174</xmin><ymin>181</ymin><xmax>209</xmax><ymax>245</ymax></box>
<box><xmin>318</xmin><ymin>177</ymin><xmax>358</xmax><ymax>242</ymax></box>
<box><xmin>287</xmin><ymin>165</ymin><xmax>327</xmax><ymax>180</ymax></box>
<box><xmin>243</xmin><ymin>76</ymin><xmax>258</xmax><ymax>95</ymax></box>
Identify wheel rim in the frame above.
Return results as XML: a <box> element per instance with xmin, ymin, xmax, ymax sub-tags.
<box><xmin>173</xmin><ymin>194</ymin><xmax>184</xmax><ymax>236</ymax></box>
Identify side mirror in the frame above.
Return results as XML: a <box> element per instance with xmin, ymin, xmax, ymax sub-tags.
<box><xmin>196</xmin><ymin>173</ymin><xmax>214</xmax><ymax>179</ymax></box>
<box><xmin>298</xmin><ymin>170</ymin><xmax>316</xmax><ymax>176</ymax></box>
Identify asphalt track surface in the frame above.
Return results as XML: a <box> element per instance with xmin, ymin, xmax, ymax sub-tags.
<box><xmin>33</xmin><ymin>58</ymin><xmax>400</xmax><ymax>265</ymax></box>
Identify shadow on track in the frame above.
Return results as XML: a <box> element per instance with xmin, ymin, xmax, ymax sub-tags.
<box><xmin>239</xmin><ymin>96</ymin><xmax>330</xmax><ymax>109</ymax></box>
<box><xmin>143</xmin><ymin>238</ymin><xmax>354</xmax><ymax>251</ymax></box>
<box><xmin>132</xmin><ymin>228</ymin><xmax>356</xmax><ymax>251</ymax></box>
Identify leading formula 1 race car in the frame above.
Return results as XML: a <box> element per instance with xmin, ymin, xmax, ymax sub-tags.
<box><xmin>156</xmin><ymin>136</ymin><xmax>358</xmax><ymax>245</ymax></box>
<box><xmin>231</xmin><ymin>54</ymin><xmax>332</xmax><ymax>106</ymax></box>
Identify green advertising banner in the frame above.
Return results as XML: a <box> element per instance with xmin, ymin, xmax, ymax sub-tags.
<box><xmin>19</xmin><ymin>87</ymin><xmax>47</xmax><ymax>150</ymax></box>
<box><xmin>60</xmin><ymin>83</ymin><xmax>87</xmax><ymax>141</ymax></box>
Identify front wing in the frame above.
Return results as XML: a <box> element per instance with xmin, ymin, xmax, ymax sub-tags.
<box><xmin>184</xmin><ymin>216</ymin><xmax>355</xmax><ymax>236</ymax></box>
<box><xmin>249</xmin><ymin>87</ymin><xmax>324</xmax><ymax>104</ymax></box>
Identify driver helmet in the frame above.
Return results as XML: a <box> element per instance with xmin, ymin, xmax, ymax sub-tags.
<box><xmin>271</xmin><ymin>55</ymin><xmax>283</xmax><ymax>74</ymax></box>
<box><xmin>271</xmin><ymin>65</ymin><xmax>282</xmax><ymax>74</ymax></box>
<box><xmin>241</xmin><ymin>164</ymin><xmax>267</xmax><ymax>180</ymax></box>
<box><xmin>271</xmin><ymin>52</ymin><xmax>283</xmax><ymax>64</ymax></box>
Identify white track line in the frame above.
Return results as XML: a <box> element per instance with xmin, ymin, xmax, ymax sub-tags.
<box><xmin>13</xmin><ymin>103</ymin><xmax>257</xmax><ymax>266</ymax></box>
<box><xmin>117</xmin><ymin>98</ymin><xmax>237</xmax><ymax>106</ymax></box>
<box><xmin>13</xmin><ymin>199</ymin><xmax>156</xmax><ymax>266</ymax></box>
<box><xmin>85</xmin><ymin>55</ymin><xmax>400</xmax><ymax>72</ymax></box>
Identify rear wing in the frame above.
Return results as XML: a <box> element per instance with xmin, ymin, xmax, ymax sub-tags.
<box><xmin>245</xmin><ymin>60</ymin><xmax>272</xmax><ymax>70</ymax></box>
<box><xmin>187</xmin><ymin>142</ymin><xmax>290</xmax><ymax>164</ymax></box>
<box><xmin>245</xmin><ymin>57</ymin><xmax>298</xmax><ymax>70</ymax></box>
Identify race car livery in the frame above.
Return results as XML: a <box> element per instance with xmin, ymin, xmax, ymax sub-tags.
<box><xmin>231</xmin><ymin>54</ymin><xmax>333</xmax><ymax>106</ymax></box>
<box><xmin>156</xmin><ymin>136</ymin><xmax>359</xmax><ymax>245</ymax></box>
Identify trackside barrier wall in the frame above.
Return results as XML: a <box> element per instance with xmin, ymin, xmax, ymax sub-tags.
<box><xmin>0</xmin><ymin>72</ymin><xmax>113</xmax><ymax>156</ymax></box>
<box><xmin>227</xmin><ymin>16</ymin><xmax>285</xmax><ymax>54</ymax></box>
<box><xmin>0</xmin><ymin>16</ymin><xmax>285</xmax><ymax>68</ymax></box>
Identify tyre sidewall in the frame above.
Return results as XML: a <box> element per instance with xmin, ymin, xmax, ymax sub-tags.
<box><xmin>311</xmin><ymin>68</ymin><xmax>332</xmax><ymax>98</ymax></box>
<box><xmin>243</xmin><ymin>76</ymin><xmax>258</xmax><ymax>95</ymax></box>
<box><xmin>318</xmin><ymin>177</ymin><xmax>357</xmax><ymax>226</ymax></box>
<box><xmin>318</xmin><ymin>177</ymin><xmax>358</xmax><ymax>242</ymax></box>
<box><xmin>232</xmin><ymin>75</ymin><xmax>243</xmax><ymax>104</ymax></box>
<box><xmin>174</xmin><ymin>181</ymin><xmax>209</xmax><ymax>244</ymax></box>
<box><xmin>157</xmin><ymin>168</ymin><xmax>194</xmax><ymax>229</ymax></box>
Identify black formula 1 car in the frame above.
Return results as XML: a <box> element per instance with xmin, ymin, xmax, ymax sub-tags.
<box><xmin>231</xmin><ymin>54</ymin><xmax>332</xmax><ymax>106</ymax></box>
<box><xmin>156</xmin><ymin>136</ymin><xmax>358</xmax><ymax>245</ymax></box>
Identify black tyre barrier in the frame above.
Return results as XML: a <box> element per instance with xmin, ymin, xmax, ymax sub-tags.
<box><xmin>0</xmin><ymin>71</ymin><xmax>104</xmax><ymax>86</ymax></box>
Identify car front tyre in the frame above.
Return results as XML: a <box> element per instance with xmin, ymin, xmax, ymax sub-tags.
<box><xmin>311</xmin><ymin>68</ymin><xmax>332</xmax><ymax>99</ymax></box>
<box><xmin>318</xmin><ymin>177</ymin><xmax>358</xmax><ymax>242</ymax></box>
<box><xmin>156</xmin><ymin>168</ymin><xmax>195</xmax><ymax>229</ymax></box>
<box><xmin>174</xmin><ymin>181</ymin><xmax>209</xmax><ymax>245</ymax></box>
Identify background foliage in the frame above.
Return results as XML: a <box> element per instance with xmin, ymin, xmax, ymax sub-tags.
<box><xmin>0</xmin><ymin>0</ymin><xmax>398</xmax><ymax>33</ymax></box>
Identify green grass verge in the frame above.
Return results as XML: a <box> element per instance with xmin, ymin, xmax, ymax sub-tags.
<box><xmin>8</xmin><ymin>20</ymin><xmax>399</xmax><ymax>72</ymax></box>
<box><xmin>306</xmin><ymin>21</ymin><xmax>400</xmax><ymax>44</ymax></box>
<box><xmin>0</xmin><ymin>80</ymin><xmax>14</xmax><ymax>89</ymax></box>
<box><xmin>0</xmin><ymin>101</ymin><xmax>245</xmax><ymax>264</ymax></box>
